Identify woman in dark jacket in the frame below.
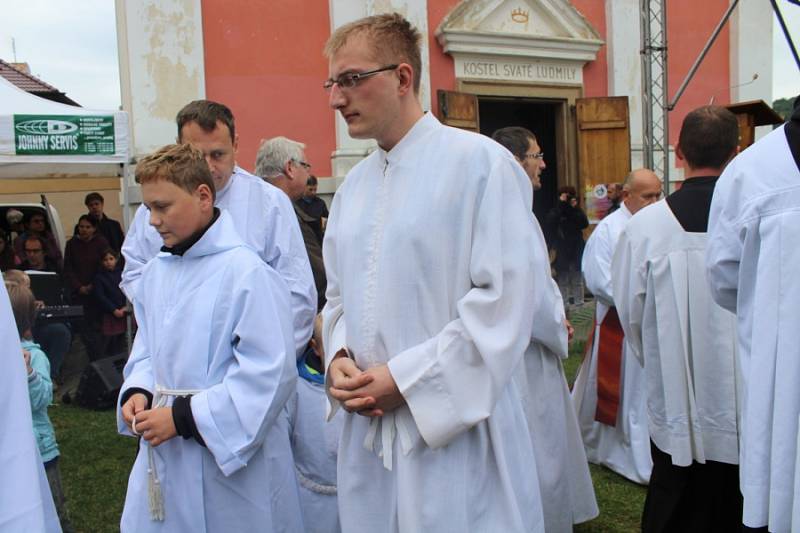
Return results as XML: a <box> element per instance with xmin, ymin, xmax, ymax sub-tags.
<box><xmin>63</xmin><ymin>215</ymin><xmax>109</xmax><ymax>360</ymax></box>
<box><xmin>545</xmin><ymin>186</ymin><xmax>589</xmax><ymax>309</ymax></box>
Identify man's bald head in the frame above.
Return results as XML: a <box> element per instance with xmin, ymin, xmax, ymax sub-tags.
<box><xmin>623</xmin><ymin>168</ymin><xmax>662</xmax><ymax>215</ymax></box>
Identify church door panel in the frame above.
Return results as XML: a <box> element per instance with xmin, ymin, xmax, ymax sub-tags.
<box><xmin>576</xmin><ymin>96</ymin><xmax>631</xmax><ymax>223</ymax></box>
<box><xmin>437</xmin><ymin>90</ymin><xmax>479</xmax><ymax>132</ymax></box>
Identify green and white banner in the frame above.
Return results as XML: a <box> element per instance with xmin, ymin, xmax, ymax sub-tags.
<box><xmin>13</xmin><ymin>114</ymin><xmax>115</xmax><ymax>156</ymax></box>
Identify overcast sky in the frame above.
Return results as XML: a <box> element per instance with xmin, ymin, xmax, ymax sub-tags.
<box><xmin>0</xmin><ymin>0</ymin><xmax>797</xmax><ymax>110</ymax></box>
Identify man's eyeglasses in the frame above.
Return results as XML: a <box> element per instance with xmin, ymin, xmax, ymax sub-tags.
<box><xmin>323</xmin><ymin>65</ymin><xmax>399</xmax><ymax>91</ymax></box>
<box><xmin>293</xmin><ymin>159</ymin><xmax>312</xmax><ymax>170</ymax></box>
<box><xmin>524</xmin><ymin>152</ymin><xmax>545</xmax><ymax>160</ymax></box>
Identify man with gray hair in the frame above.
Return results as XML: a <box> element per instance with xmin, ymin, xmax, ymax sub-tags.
<box><xmin>256</xmin><ymin>137</ymin><xmax>326</xmax><ymax>311</ymax></box>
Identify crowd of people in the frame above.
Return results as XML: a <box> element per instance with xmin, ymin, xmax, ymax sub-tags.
<box><xmin>2</xmin><ymin>11</ymin><xmax>800</xmax><ymax>533</ymax></box>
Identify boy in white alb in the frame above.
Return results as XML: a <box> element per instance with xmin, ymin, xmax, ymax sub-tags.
<box><xmin>117</xmin><ymin>143</ymin><xmax>302</xmax><ymax>532</ymax></box>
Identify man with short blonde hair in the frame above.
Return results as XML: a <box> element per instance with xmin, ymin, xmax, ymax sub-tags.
<box><xmin>321</xmin><ymin>13</ymin><xmax>546</xmax><ymax>533</ymax></box>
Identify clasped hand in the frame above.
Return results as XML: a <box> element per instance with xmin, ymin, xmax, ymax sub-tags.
<box><xmin>121</xmin><ymin>393</ymin><xmax>177</xmax><ymax>447</ymax></box>
<box><xmin>328</xmin><ymin>352</ymin><xmax>405</xmax><ymax>417</ymax></box>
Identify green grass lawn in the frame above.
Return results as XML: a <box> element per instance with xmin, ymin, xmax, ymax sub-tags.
<box><xmin>49</xmin><ymin>301</ymin><xmax>645</xmax><ymax>532</ymax></box>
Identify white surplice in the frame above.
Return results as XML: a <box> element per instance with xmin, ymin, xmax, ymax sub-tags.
<box><xmin>0</xmin><ymin>282</ymin><xmax>61</xmax><ymax>533</ymax></box>
<box><xmin>513</xmin><ymin>217</ymin><xmax>598</xmax><ymax>532</ymax></box>
<box><xmin>288</xmin><ymin>376</ymin><xmax>344</xmax><ymax>533</ymax></box>
<box><xmin>613</xmin><ymin>200</ymin><xmax>740</xmax><ymax>468</ymax></box>
<box><xmin>573</xmin><ymin>203</ymin><xmax>653</xmax><ymax>484</ymax></box>
<box><xmin>321</xmin><ymin>113</ymin><xmax>545</xmax><ymax>533</ymax></box>
<box><xmin>706</xmin><ymin>125</ymin><xmax>800</xmax><ymax>531</ymax></box>
<box><xmin>121</xmin><ymin>166</ymin><xmax>316</xmax><ymax>355</ymax></box>
<box><xmin>117</xmin><ymin>211</ymin><xmax>302</xmax><ymax>532</ymax></box>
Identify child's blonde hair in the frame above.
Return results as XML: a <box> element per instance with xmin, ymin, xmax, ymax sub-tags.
<box><xmin>3</xmin><ymin>269</ymin><xmax>30</xmax><ymax>288</ymax></box>
<box><xmin>135</xmin><ymin>143</ymin><xmax>216</xmax><ymax>200</ymax></box>
<box><xmin>6</xmin><ymin>281</ymin><xmax>36</xmax><ymax>337</ymax></box>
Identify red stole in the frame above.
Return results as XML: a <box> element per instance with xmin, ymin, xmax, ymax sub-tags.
<box><xmin>584</xmin><ymin>306</ymin><xmax>625</xmax><ymax>426</ymax></box>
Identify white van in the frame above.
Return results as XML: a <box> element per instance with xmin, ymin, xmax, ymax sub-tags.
<box><xmin>1</xmin><ymin>195</ymin><xmax>67</xmax><ymax>255</ymax></box>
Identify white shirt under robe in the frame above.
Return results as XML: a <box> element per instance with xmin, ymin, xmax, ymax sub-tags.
<box><xmin>0</xmin><ymin>282</ymin><xmax>61</xmax><ymax>533</ymax></box>
<box><xmin>613</xmin><ymin>200</ymin><xmax>740</xmax><ymax>468</ymax></box>
<box><xmin>288</xmin><ymin>373</ymin><xmax>344</xmax><ymax>533</ymax></box>
<box><xmin>321</xmin><ymin>113</ymin><xmax>545</xmax><ymax>533</ymax></box>
<box><xmin>513</xmin><ymin>218</ymin><xmax>598</xmax><ymax>532</ymax></box>
<box><xmin>121</xmin><ymin>166</ymin><xmax>316</xmax><ymax>355</ymax></box>
<box><xmin>706</xmin><ymin>124</ymin><xmax>800</xmax><ymax>531</ymax></box>
<box><xmin>573</xmin><ymin>203</ymin><xmax>652</xmax><ymax>484</ymax></box>
<box><xmin>117</xmin><ymin>211</ymin><xmax>303</xmax><ymax>532</ymax></box>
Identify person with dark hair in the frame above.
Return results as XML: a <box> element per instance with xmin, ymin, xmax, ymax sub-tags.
<box><xmin>121</xmin><ymin>99</ymin><xmax>316</xmax><ymax>358</ymax></box>
<box><xmin>63</xmin><ymin>214</ymin><xmax>109</xmax><ymax>361</ymax></box>
<box><xmin>296</xmin><ymin>174</ymin><xmax>329</xmax><ymax>242</ymax></box>
<box><xmin>92</xmin><ymin>249</ymin><xmax>127</xmax><ymax>358</ymax></box>
<box><xmin>492</xmin><ymin>126</ymin><xmax>547</xmax><ymax>191</ymax></box>
<box><xmin>613</xmin><ymin>105</ymin><xmax>741</xmax><ymax>531</ymax></box>
<box><xmin>0</xmin><ymin>228</ymin><xmax>20</xmax><ymax>271</ymax></box>
<box><xmin>605</xmin><ymin>182</ymin><xmax>623</xmax><ymax>216</ymax></box>
<box><xmin>19</xmin><ymin>235</ymin><xmax>60</xmax><ymax>273</ymax></box>
<box><xmin>545</xmin><ymin>185</ymin><xmax>589</xmax><ymax>309</ymax></box>
<box><xmin>78</xmin><ymin>192</ymin><xmax>125</xmax><ymax>253</ymax></box>
<box><xmin>707</xmin><ymin>96</ymin><xmax>800</xmax><ymax>532</ymax></box>
<box><xmin>14</xmin><ymin>211</ymin><xmax>62</xmax><ymax>270</ymax></box>
<box><xmin>495</xmin><ymin>128</ymin><xmax>598</xmax><ymax>529</ymax></box>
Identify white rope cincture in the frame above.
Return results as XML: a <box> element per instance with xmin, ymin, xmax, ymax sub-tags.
<box><xmin>295</xmin><ymin>467</ymin><xmax>337</xmax><ymax>495</ymax></box>
<box><xmin>362</xmin><ymin>409</ymin><xmax>416</xmax><ymax>471</ymax></box>
<box><xmin>146</xmin><ymin>385</ymin><xmax>204</xmax><ymax>521</ymax></box>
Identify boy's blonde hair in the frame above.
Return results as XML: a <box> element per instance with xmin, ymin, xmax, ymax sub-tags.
<box><xmin>6</xmin><ymin>281</ymin><xmax>36</xmax><ymax>337</ymax></box>
<box><xmin>135</xmin><ymin>143</ymin><xmax>216</xmax><ymax>201</ymax></box>
<box><xmin>324</xmin><ymin>13</ymin><xmax>422</xmax><ymax>94</ymax></box>
<box><xmin>3</xmin><ymin>269</ymin><xmax>30</xmax><ymax>288</ymax></box>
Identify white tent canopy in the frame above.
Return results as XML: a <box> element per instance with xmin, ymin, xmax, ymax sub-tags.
<box><xmin>0</xmin><ymin>75</ymin><xmax>129</xmax><ymax>166</ymax></box>
<box><xmin>0</xmin><ymin>75</ymin><xmax>131</xmax><ymax>237</ymax></box>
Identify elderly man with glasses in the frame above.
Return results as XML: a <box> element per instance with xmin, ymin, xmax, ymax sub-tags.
<box><xmin>255</xmin><ymin>137</ymin><xmax>326</xmax><ymax>313</ymax></box>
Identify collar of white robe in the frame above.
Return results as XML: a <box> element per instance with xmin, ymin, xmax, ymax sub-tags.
<box><xmin>362</xmin><ymin>409</ymin><xmax>416</xmax><ymax>470</ymax></box>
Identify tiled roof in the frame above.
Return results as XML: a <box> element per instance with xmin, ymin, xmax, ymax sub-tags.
<box><xmin>0</xmin><ymin>58</ymin><xmax>80</xmax><ymax>106</ymax></box>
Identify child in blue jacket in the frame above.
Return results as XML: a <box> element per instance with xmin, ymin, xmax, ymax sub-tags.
<box><xmin>6</xmin><ymin>280</ymin><xmax>74</xmax><ymax>532</ymax></box>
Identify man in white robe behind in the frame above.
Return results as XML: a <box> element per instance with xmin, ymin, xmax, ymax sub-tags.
<box><xmin>321</xmin><ymin>14</ymin><xmax>545</xmax><ymax>533</ymax></box>
<box><xmin>706</xmin><ymin>98</ymin><xmax>800</xmax><ymax>532</ymax></box>
<box><xmin>614</xmin><ymin>106</ymin><xmax>742</xmax><ymax>532</ymax></box>
<box><xmin>117</xmin><ymin>144</ymin><xmax>301</xmax><ymax>532</ymax></box>
<box><xmin>493</xmin><ymin>125</ymin><xmax>598</xmax><ymax>531</ymax></box>
<box><xmin>121</xmin><ymin>99</ymin><xmax>316</xmax><ymax>357</ymax></box>
<box><xmin>573</xmin><ymin>168</ymin><xmax>662</xmax><ymax>484</ymax></box>
<box><xmin>0</xmin><ymin>281</ymin><xmax>61</xmax><ymax>533</ymax></box>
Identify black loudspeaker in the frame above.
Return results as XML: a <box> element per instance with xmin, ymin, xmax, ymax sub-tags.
<box><xmin>75</xmin><ymin>352</ymin><xmax>128</xmax><ymax>409</ymax></box>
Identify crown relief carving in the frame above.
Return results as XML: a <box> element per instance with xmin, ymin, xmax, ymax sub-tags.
<box><xmin>511</xmin><ymin>7</ymin><xmax>529</xmax><ymax>24</ymax></box>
